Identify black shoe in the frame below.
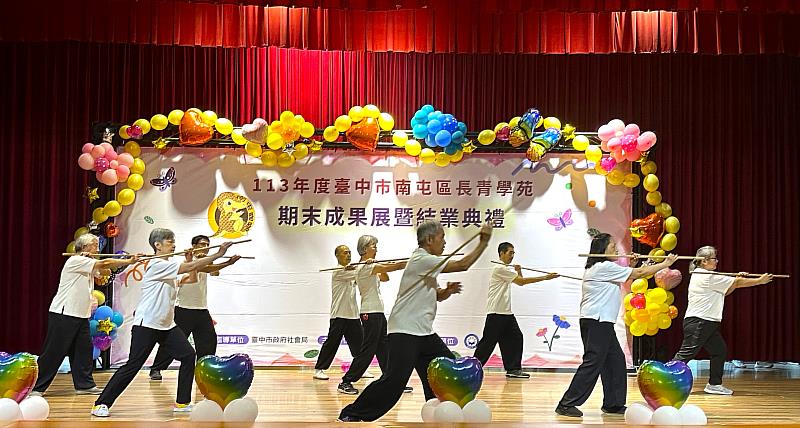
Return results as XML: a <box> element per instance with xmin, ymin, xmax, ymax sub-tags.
<box><xmin>506</xmin><ymin>369</ymin><xmax>530</xmax><ymax>378</ymax></box>
<box><xmin>336</xmin><ymin>415</ymin><xmax>363</xmax><ymax>422</ymax></box>
<box><xmin>403</xmin><ymin>386</ymin><xmax>413</xmax><ymax>393</ymax></box>
<box><xmin>602</xmin><ymin>405</ymin><xmax>627</xmax><ymax>414</ymax></box>
<box><xmin>555</xmin><ymin>405</ymin><xmax>583</xmax><ymax>418</ymax></box>
<box><xmin>149</xmin><ymin>370</ymin><xmax>162</xmax><ymax>381</ymax></box>
<box><xmin>337</xmin><ymin>382</ymin><xmax>359</xmax><ymax>395</ymax></box>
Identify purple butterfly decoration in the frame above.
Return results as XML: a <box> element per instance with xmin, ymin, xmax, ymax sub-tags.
<box><xmin>546</xmin><ymin>208</ymin><xmax>573</xmax><ymax>231</ymax></box>
<box><xmin>150</xmin><ymin>167</ymin><xmax>177</xmax><ymax>192</ymax></box>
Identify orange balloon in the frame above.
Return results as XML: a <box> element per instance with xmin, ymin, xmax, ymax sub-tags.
<box><xmin>179</xmin><ymin>108</ymin><xmax>214</xmax><ymax>146</ymax></box>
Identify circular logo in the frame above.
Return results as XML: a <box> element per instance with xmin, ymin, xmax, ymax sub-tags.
<box><xmin>464</xmin><ymin>333</ymin><xmax>479</xmax><ymax>349</ymax></box>
<box><xmin>207</xmin><ymin>192</ymin><xmax>255</xmax><ymax>239</ymax></box>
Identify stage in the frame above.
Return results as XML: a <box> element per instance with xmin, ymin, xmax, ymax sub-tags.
<box><xmin>9</xmin><ymin>364</ymin><xmax>800</xmax><ymax>426</ymax></box>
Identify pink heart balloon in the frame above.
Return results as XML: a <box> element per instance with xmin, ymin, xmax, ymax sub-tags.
<box><xmin>242</xmin><ymin>118</ymin><xmax>268</xmax><ymax>144</ymax></box>
<box><xmin>655</xmin><ymin>268</ymin><xmax>683</xmax><ymax>290</ymax></box>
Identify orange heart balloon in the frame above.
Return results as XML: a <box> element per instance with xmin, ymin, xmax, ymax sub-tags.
<box><xmin>179</xmin><ymin>108</ymin><xmax>214</xmax><ymax>146</ymax></box>
<box><xmin>630</xmin><ymin>213</ymin><xmax>664</xmax><ymax>247</ymax></box>
<box><xmin>345</xmin><ymin>117</ymin><xmax>380</xmax><ymax>152</ymax></box>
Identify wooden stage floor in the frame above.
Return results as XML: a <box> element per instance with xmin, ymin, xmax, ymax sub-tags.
<box><xmin>5</xmin><ymin>364</ymin><xmax>800</xmax><ymax>426</ymax></box>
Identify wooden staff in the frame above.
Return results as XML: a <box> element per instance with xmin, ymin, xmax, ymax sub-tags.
<box><xmin>62</xmin><ymin>253</ymin><xmax>127</xmax><ymax>257</ymax></box>
<box><xmin>400</xmin><ymin>231</ymin><xmax>483</xmax><ymax>296</ymax></box>
<box><xmin>691</xmin><ymin>271</ymin><xmax>790</xmax><ymax>279</ymax></box>
<box><xmin>137</xmin><ymin>239</ymin><xmax>252</xmax><ymax>261</ymax></box>
<box><xmin>578</xmin><ymin>253</ymin><xmax>703</xmax><ymax>260</ymax></box>
<box><xmin>223</xmin><ymin>256</ymin><xmax>255</xmax><ymax>259</ymax></box>
<box><xmin>318</xmin><ymin>253</ymin><xmax>466</xmax><ymax>272</ymax></box>
<box><xmin>490</xmin><ymin>261</ymin><xmax>583</xmax><ymax>281</ymax></box>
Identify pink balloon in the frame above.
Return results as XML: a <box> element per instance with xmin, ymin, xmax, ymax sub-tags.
<box><xmin>637</xmin><ymin>131</ymin><xmax>657</xmax><ymax>151</ymax></box>
<box><xmin>608</xmin><ymin>119</ymin><xmax>625</xmax><ymax>133</ymax></box>
<box><xmin>597</xmin><ymin>124</ymin><xmax>615</xmax><ymax>141</ymax></box>
<box><xmin>624</xmin><ymin>123</ymin><xmax>641</xmax><ymax>137</ymax></box>
<box><xmin>109</xmin><ymin>160</ymin><xmax>119</xmax><ymax>169</ymax></box>
<box><xmin>94</xmin><ymin>157</ymin><xmax>110</xmax><ymax>172</ymax></box>
<box><xmin>100</xmin><ymin>169</ymin><xmax>118</xmax><ymax>185</ymax></box>
<box><xmin>100</xmin><ymin>142</ymin><xmax>115</xmax><ymax>153</ymax></box>
<box><xmin>116</xmin><ymin>165</ymin><xmax>130</xmax><ymax>181</ymax></box>
<box><xmin>621</xmin><ymin>134</ymin><xmax>638</xmax><ymax>152</ymax></box>
<box><xmin>600</xmin><ymin>139</ymin><xmax>610</xmax><ymax>151</ymax></box>
<box><xmin>91</xmin><ymin>145</ymin><xmax>106</xmax><ymax>158</ymax></box>
<box><xmin>612</xmin><ymin>150</ymin><xmax>625</xmax><ymax>162</ymax></box>
<box><xmin>625</xmin><ymin>149</ymin><xmax>641</xmax><ymax>161</ymax></box>
<box><xmin>117</xmin><ymin>152</ymin><xmax>134</xmax><ymax>167</ymax></box>
<box><xmin>600</xmin><ymin>156</ymin><xmax>617</xmax><ymax>172</ymax></box>
<box><xmin>655</xmin><ymin>268</ymin><xmax>683</xmax><ymax>290</ymax></box>
<box><xmin>607</xmin><ymin>137</ymin><xmax>622</xmax><ymax>149</ymax></box>
<box><xmin>82</xmin><ymin>143</ymin><xmax>95</xmax><ymax>154</ymax></box>
<box><xmin>95</xmin><ymin>171</ymin><xmax>103</xmax><ymax>181</ymax></box>
<box><xmin>78</xmin><ymin>153</ymin><xmax>96</xmax><ymax>170</ymax></box>
<box><xmin>103</xmin><ymin>148</ymin><xmax>118</xmax><ymax>161</ymax></box>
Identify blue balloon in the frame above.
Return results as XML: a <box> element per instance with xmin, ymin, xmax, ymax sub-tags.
<box><xmin>435</xmin><ymin>130</ymin><xmax>452</xmax><ymax>147</ymax></box>
<box><xmin>457</xmin><ymin>121</ymin><xmax>467</xmax><ymax>133</ymax></box>
<box><xmin>451</xmin><ymin>130</ymin><xmax>465</xmax><ymax>144</ymax></box>
<box><xmin>414</xmin><ymin>109</ymin><xmax>428</xmax><ymax>120</ymax></box>
<box><xmin>110</xmin><ymin>329</ymin><xmax>118</xmax><ymax>339</ymax></box>
<box><xmin>97</xmin><ymin>236</ymin><xmax>107</xmax><ymax>252</ymax></box>
<box><xmin>442</xmin><ymin>113</ymin><xmax>454</xmax><ymax>122</ymax></box>
<box><xmin>442</xmin><ymin>117</ymin><xmax>458</xmax><ymax>133</ymax></box>
<box><xmin>421</xmin><ymin>104</ymin><xmax>435</xmax><ymax>113</ymax></box>
<box><xmin>424</xmin><ymin>134</ymin><xmax>437</xmax><ymax>147</ymax></box>
<box><xmin>411</xmin><ymin>116</ymin><xmax>424</xmax><ymax>127</ymax></box>
<box><xmin>413</xmin><ymin>124</ymin><xmax>429</xmax><ymax>139</ymax></box>
<box><xmin>444</xmin><ymin>143</ymin><xmax>460</xmax><ymax>155</ymax></box>
<box><xmin>89</xmin><ymin>320</ymin><xmax>99</xmax><ymax>336</ymax></box>
<box><xmin>112</xmin><ymin>312</ymin><xmax>124</xmax><ymax>327</ymax></box>
<box><xmin>427</xmin><ymin>119</ymin><xmax>443</xmax><ymax>134</ymax></box>
<box><xmin>94</xmin><ymin>305</ymin><xmax>114</xmax><ymax>321</ymax></box>
<box><xmin>92</xmin><ymin>347</ymin><xmax>101</xmax><ymax>360</ymax></box>
<box><xmin>427</xmin><ymin>111</ymin><xmax>442</xmax><ymax>121</ymax></box>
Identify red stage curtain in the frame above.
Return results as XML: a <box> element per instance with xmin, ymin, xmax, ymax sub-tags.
<box><xmin>3</xmin><ymin>2</ymin><xmax>799</xmax><ymax>54</ymax></box>
<box><xmin>0</xmin><ymin>43</ymin><xmax>798</xmax><ymax>361</ymax></box>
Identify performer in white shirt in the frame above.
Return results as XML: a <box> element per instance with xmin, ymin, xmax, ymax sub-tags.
<box><xmin>473</xmin><ymin>242</ymin><xmax>558</xmax><ymax>378</ymax></box>
<box><xmin>32</xmin><ymin>233</ymin><xmax>139</xmax><ymax>396</ymax></box>
<box><xmin>91</xmin><ymin>228</ymin><xmax>233</xmax><ymax>417</ymax></box>
<box><xmin>673</xmin><ymin>245</ymin><xmax>772</xmax><ymax>395</ymax></box>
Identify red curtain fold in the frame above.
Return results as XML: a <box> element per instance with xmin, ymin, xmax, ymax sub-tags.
<box><xmin>3</xmin><ymin>2</ymin><xmax>799</xmax><ymax>54</ymax></box>
<box><xmin>0</xmin><ymin>43</ymin><xmax>798</xmax><ymax>361</ymax></box>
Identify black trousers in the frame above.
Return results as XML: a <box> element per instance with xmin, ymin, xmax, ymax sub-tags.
<box><xmin>315</xmin><ymin>318</ymin><xmax>363</xmax><ymax>370</ymax></box>
<box><xmin>339</xmin><ymin>333</ymin><xmax>454</xmax><ymax>422</ymax></box>
<box><xmin>95</xmin><ymin>325</ymin><xmax>195</xmax><ymax>407</ymax></box>
<box><xmin>33</xmin><ymin>312</ymin><xmax>96</xmax><ymax>392</ymax></box>
<box><xmin>673</xmin><ymin>316</ymin><xmax>726</xmax><ymax>385</ymax></box>
<box><xmin>473</xmin><ymin>313</ymin><xmax>524</xmax><ymax>371</ymax></box>
<box><xmin>151</xmin><ymin>307</ymin><xmax>217</xmax><ymax>370</ymax></box>
<box><xmin>342</xmin><ymin>312</ymin><xmax>389</xmax><ymax>383</ymax></box>
<box><xmin>558</xmin><ymin>318</ymin><xmax>627</xmax><ymax>409</ymax></box>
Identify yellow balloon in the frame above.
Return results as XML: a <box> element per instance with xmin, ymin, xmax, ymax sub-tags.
<box><xmin>334</xmin><ymin>115</ymin><xmax>352</xmax><ymax>133</ymax></box>
<box><xmin>127</xmin><ymin>173</ymin><xmax>144</xmax><ymax>191</ymax></box>
<box><xmin>624</xmin><ymin>310</ymin><xmax>633</xmax><ymax>326</ymax></box>
<box><xmin>66</xmin><ymin>241</ymin><xmax>76</xmax><ymax>254</ymax></box>
<box><xmin>118</xmin><ymin>125</ymin><xmax>130</xmax><ymax>140</ymax></box>
<box><xmin>323</xmin><ymin>126</ymin><xmax>339</xmax><ymax>142</ymax></box>
<box><xmin>646</xmin><ymin>190</ymin><xmax>663</xmax><ymax>206</ymax></box>
<box><xmin>130</xmin><ymin>158</ymin><xmax>146</xmax><ymax>175</ymax></box>
<box><xmin>641</xmin><ymin>160</ymin><xmax>657</xmax><ymax>175</ymax></box>
<box><xmin>585</xmin><ymin>145</ymin><xmax>602</xmax><ymax>162</ymax></box>
<box><xmin>124</xmin><ymin>141</ymin><xmax>141</xmax><ymax>157</ymax></box>
<box><xmin>103</xmin><ymin>200</ymin><xmax>122</xmax><ymax>217</ymax></box>
<box><xmin>294</xmin><ymin>115</ymin><xmax>306</xmax><ymax>124</ymax></box>
<box><xmin>404</xmin><ymin>140</ymin><xmax>422</xmax><ymax>156</ymax></box>
<box><xmin>643</xmin><ymin>174</ymin><xmax>660</xmax><ymax>192</ymax></box>
<box><xmin>299</xmin><ymin>122</ymin><xmax>315</xmax><ymax>139</ymax></box>
<box><xmin>378</xmin><ymin>112</ymin><xmax>394</xmax><ymax>131</ymax></box>
<box><xmin>624</xmin><ymin>293</ymin><xmax>634</xmax><ymax>310</ymax></box>
<box><xmin>279</xmin><ymin>111</ymin><xmax>295</xmax><ymax>127</ymax></box>
<box><xmin>215</xmin><ymin>118</ymin><xmax>234</xmax><ymax>135</ymax></box>
<box><xmin>245</xmin><ymin>142</ymin><xmax>263</xmax><ymax>158</ymax></box>
<box><xmin>348</xmin><ymin>106</ymin><xmax>364</xmax><ymax>122</ymax></box>
<box><xmin>92</xmin><ymin>207</ymin><xmax>109</xmax><ymax>224</ymax></box>
<box><xmin>661</xmin><ymin>233</ymin><xmax>678</xmax><ymax>251</ymax></box>
<box><xmin>269</xmin><ymin>120</ymin><xmax>283</xmax><ymax>134</ymax></box>
<box><xmin>572</xmin><ymin>135</ymin><xmax>590</xmax><ymax>151</ymax></box>
<box><xmin>646</xmin><ymin>326</ymin><xmax>659</xmax><ymax>336</ymax></box>
<box><xmin>477</xmin><ymin>129</ymin><xmax>496</xmax><ymax>145</ymax></box>
<box><xmin>633</xmin><ymin>308</ymin><xmax>650</xmax><ymax>322</ymax></box>
<box><xmin>133</xmin><ymin>118</ymin><xmax>151</xmax><ymax>135</ymax></box>
<box><xmin>231</xmin><ymin>129</ymin><xmax>247</xmax><ymax>145</ymax></box>
<box><xmin>267</xmin><ymin>132</ymin><xmax>285</xmax><ymax>151</ymax></box>
<box><xmin>450</xmin><ymin>150</ymin><xmax>464</xmax><ymax>163</ymax></box>
<box><xmin>419</xmin><ymin>148</ymin><xmax>435</xmax><ymax>164</ymax></box>
<box><xmin>294</xmin><ymin>143</ymin><xmax>309</xmax><ymax>160</ymax></box>
<box><xmin>595</xmin><ymin>164</ymin><xmax>609</xmax><ymax>176</ymax></box>
<box><xmin>649</xmin><ymin>248</ymin><xmax>666</xmax><ymax>258</ymax></box>
<box><xmin>392</xmin><ymin>131</ymin><xmax>408</xmax><ymax>147</ymax></box>
<box><xmin>649</xmin><ymin>287</ymin><xmax>667</xmax><ymax>304</ymax></box>
<box><xmin>646</xmin><ymin>303</ymin><xmax>662</xmax><ymax>315</ymax></box>
<box><xmin>656</xmin><ymin>202</ymin><xmax>673</xmax><ymax>218</ymax></box>
<box><xmin>665</xmin><ymin>291</ymin><xmax>675</xmax><ymax>305</ymax></box>
<box><xmin>664</xmin><ymin>216</ymin><xmax>681</xmax><ymax>233</ymax></box>
<box><xmin>542</xmin><ymin>116</ymin><xmax>561</xmax><ymax>130</ymax></box>
<box><xmin>508</xmin><ymin>116</ymin><xmax>521</xmax><ymax>128</ymax></box>
<box><xmin>607</xmin><ymin>169</ymin><xmax>626</xmax><ymax>186</ymax></box>
<box><xmin>93</xmin><ymin>290</ymin><xmax>106</xmax><ymax>305</ymax></box>
<box><xmin>630</xmin><ymin>320</ymin><xmax>646</xmax><ymax>336</ymax></box>
<box><xmin>657</xmin><ymin>314</ymin><xmax>672</xmax><ymax>330</ymax></box>
<box><xmin>277</xmin><ymin>153</ymin><xmax>296</xmax><ymax>168</ymax></box>
<box><xmin>168</xmin><ymin>109</ymin><xmax>184</xmax><ymax>125</ymax></box>
<box><xmin>493</xmin><ymin>122</ymin><xmax>509</xmax><ymax>133</ymax></box>
<box><xmin>434</xmin><ymin>152</ymin><xmax>450</xmax><ymax>167</ymax></box>
<box><xmin>363</xmin><ymin>104</ymin><xmax>381</xmax><ymax>119</ymax></box>
<box><xmin>150</xmin><ymin>114</ymin><xmax>169</xmax><ymax>131</ymax></box>
<box><xmin>631</xmin><ymin>278</ymin><xmax>648</xmax><ymax>294</ymax></box>
<box><xmin>117</xmin><ymin>188</ymin><xmax>136</xmax><ymax>206</ymax></box>
<box><xmin>260</xmin><ymin>151</ymin><xmax>278</xmax><ymax>167</ymax></box>
<box><xmin>623</xmin><ymin>173</ymin><xmax>641</xmax><ymax>188</ymax></box>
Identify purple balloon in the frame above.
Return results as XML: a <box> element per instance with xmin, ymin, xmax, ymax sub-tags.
<box><xmin>92</xmin><ymin>335</ymin><xmax>113</xmax><ymax>351</ymax></box>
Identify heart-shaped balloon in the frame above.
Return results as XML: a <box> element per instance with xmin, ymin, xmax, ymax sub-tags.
<box><xmin>195</xmin><ymin>354</ymin><xmax>254</xmax><ymax>409</ymax></box>
<box><xmin>655</xmin><ymin>268</ymin><xmax>683</xmax><ymax>290</ymax></box>
<box><xmin>179</xmin><ymin>108</ymin><xmax>214</xmax><ymax>146</ymax></box>
<box><xmin>345</xmin><ymin>117</ymin><xmax>380</xmax><ymax>151</ymax></box>
<box><xmin>638</xmin><ymin>360</ymin><xmax>693</xmax><ymax>409</ymax></box>
<box><xmin>0</xmin><ymin>352</ymin><xmax>39</xmax><ymax>403</ymax></box>
<box><xmin>242</xmin><ymin>118</ymin><xmax>268</xmax><ymax>144</ymax></box>
<box><xmin>629</xmin><ymin>213</ymin><xmax>664</xmax><ymax>247</ymax></box>
<box><xmin>427</xmin><ymin>356</ymin><xmax>483</xmax><ymax>408</ymax></box>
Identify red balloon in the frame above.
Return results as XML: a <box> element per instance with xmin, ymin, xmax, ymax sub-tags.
<box><xmin>630</xmin><ymin>293</ymin><xmax>647</xmax><ymax>309</ymax></box>
<box><xmin>630</xmin><ymin>213</ymin><xmax>664</xmax><ymax>248</ymax></box>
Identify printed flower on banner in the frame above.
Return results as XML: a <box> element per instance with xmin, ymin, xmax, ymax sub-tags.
<box><xmin>536</xmin><ymin>328</ymin><xmax>548</xmax><ymax>337</ymax></box>
<box><xmin>539</xmin><ymin>315</ymin><xmax>571</xmax><ymax>352</ymax></box>
<box><xmin>553</xmin><ymin>314</ymin><xmax>571</xmax><ymax>329</ymax></box>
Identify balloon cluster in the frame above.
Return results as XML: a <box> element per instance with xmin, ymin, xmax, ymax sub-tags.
<box><xmin>191</xmin><ymin>354</ymin><xmax>258</xmax><ymax>422</ymax></box>
<box><xmin>626</xmin><ymin>360</ymin><xmax>706</xmax><ymax>425</ymax></box>
<box><xmin>77</xmin><ymin>142</ymin><xmax>136</xmax><ymax>186</ymax></box>
<box><xmin>324</xmin><ymin>105</ymin><xmax>395</xmax><ymax>152</ymax></box>
<box><xmin>421</xmin><ymin>356</ymin><xmax>491</xmax><ymax>422</ymax></box>
<box><xmin>119</xmin><ymin>109</ymin><xmax>234</xmax><ymax>147</ymax></box>
<box><xmin>0</xmin><ymin>352</ymin><xmax>49</xmax><ymax>421</ymax></box>
<box><xmin>623</xmin><ymin>276</ymin><xmax>679</xmax><ymax>336</ymax></box>
<box><xmin>237</xmin><ymin>111</ymin><xmax>315</xmax><ymax>168</ymax></box>
<box><xmin>577</xmin><ymin>119</ymin><xmax>657</xmax><ymax>188</ymax></box>
<box><xmin>477</xmin><ymin>108</ymin><xmax>572</xmax><ymax>162</ymax></box>
<box><xmin>89</xmin><ymin>303</ymin><xmax>124</xmax><ymax>360</ymax></box>
<box><xmin>391</xmin><ymin>105</ymin><xmax>465</xmax><ymax>167</ymax></box>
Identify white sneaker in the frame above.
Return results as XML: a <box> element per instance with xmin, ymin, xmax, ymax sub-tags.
<box><xmin>731</xmin><ymin>360</ymin><xmax>747</xmax><ymax>368</ymax></box>
<box><xmin>755</xmin><ymin>361</ymin><xmax>773</xmax><ymax>369</ymax></box>
<box><xmin>91</xmin><ymin>404</ymin><xmax>110</xmax><ymax>417</ymax></box>
<box><xmin>313</xmin><ymin>369</ymin><xmax>329</xmax><ymax>380</ymax></box>
<box><xmin>173</xmin><ymin>403</ymin><xmax>194</xmax><ymax>413</ymax></box>
<box><xmin>361</xmin><ymin>370</ymin><xmax>375</xmax><ymax>379</ymax></box>
<box><xmin>704</xmin><ymin>383</ymin><xmax>733</xmax><ymax>395</ymax></box>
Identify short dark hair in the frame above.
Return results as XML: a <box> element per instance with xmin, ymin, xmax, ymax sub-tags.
<box><xmin>585</xmin><ymin>233</ymin><xmax>614</xmax><ymax>269</ymax></box>
<box><xmin>192</xmin><ymin>235</ymin><xmax>210</xmax><ymax>245</ymax></box>
<box><xmin>498</xmin><ymin>242</ymin><xmax>513</xmax><ymax>256</ymax></box>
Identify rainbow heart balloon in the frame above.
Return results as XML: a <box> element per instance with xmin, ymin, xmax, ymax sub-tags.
<box><xmin>0</xmin><ymin>352</ymin><xmax>39</xmax><ymax>403</ymax></box>
<box><xmin>637</xmin><ymin>360</ymin><xmax>693</xmax><ymax>409</ymax></box>
<box><xmin>195</xmin><ymin>354</ymin><xmax>253</xmax><ymax>409</ymax></box>
<box><xmin>427</xmin><ymin>356</ymin><xmax>483</xmax><ymax>408</ymax></box>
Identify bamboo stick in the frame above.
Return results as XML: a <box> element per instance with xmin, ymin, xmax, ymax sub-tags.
<box><xmin>691</xmin><ymin>271</ymin><xmax>790</xmax><ymax>279</ymax></box>
<box><xmin>318</xmin><ymin>253</ymin><xmax>465</xmax><ymax>272</ymax></box>
<box><xmin>137</xmin><ymin>239</ymin><xmax>252</xmax><ymax>261</ymax></box>
<box><xmin>578</xmin><ymin>253</ymin><xmax>702</xmax><ymax>260</ymax></box>
<box><xmin>490</xmin><ymin>261</ymin><xmax>583</xmax><ymax>281</ymax></box>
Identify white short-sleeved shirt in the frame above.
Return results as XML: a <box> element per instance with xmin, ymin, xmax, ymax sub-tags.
<box><xmin>356</xmin><ymin>264</ymin><xmax>384</xmax><ymax>314</ymax></box>
<box><xmin>685</xmin><ymin>268</ymin><xmax>735</xmax><ymax>322</ymax></box>
<box><xmin>580</xmin><ymin>261</ymin><xmax>633</xmax><ymax>322</ymax></box>
<box><xmin>132</xmin><ymin>259</ymin><xmax>181</xmax><ymax>330</ymax></box>
<box><xmin>49</xmin><ymin>256</ymin><xmax>98</xmax><ymax>319</ymax></box>
<box><xmin>177</xmin><ymin>272</ymin><xmax>208</xmax><ymax>310</ymax></box>
<box><xmin>387</xmin><ymin>248</ymin><xmax>447</xmax><ymax>336</ymax></box>
<box><xmin>330</xmin><ymin>268</ymin><xmax>359</xmax><ymax>319</ymax></box>
<box><xmin>487</xmin><ymin>265</ymin><xmax>519</xmax><ymax>315</ymax></box>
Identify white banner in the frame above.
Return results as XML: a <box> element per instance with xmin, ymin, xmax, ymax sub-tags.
<box><xmin>112</xmin><ymin>148</ymin><xmax>633</xmax><ymax>368</ymax></box>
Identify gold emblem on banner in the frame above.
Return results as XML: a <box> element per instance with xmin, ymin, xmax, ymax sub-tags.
<box><xmin>207</xmin><ymin>192</ymin><xmax>255</xmax><ymax>239</ymax></box>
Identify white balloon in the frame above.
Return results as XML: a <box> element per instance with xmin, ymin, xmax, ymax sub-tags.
<box><xmin>462</xmin><ymin>399</ymin><xmax>492</xmax><ymax>423</ymax></box>
<box><xmin>19</xmin><ymin>396</ymin><xmax>49</xmax><ymax>420</ymax></box>
<box><xmin>421</xmin><ymin>398</ymin><xmax>441</xmax><ymax>422</ymax></box>
<box><xmin>679</xmin><ymin>404</ymin><xmax>708</xmax><ymax>425</ymax></box>
<box><xmin>190</xmin><ymin>399</ymin><xmax>224</xmax><ymax>422</ymax></box>
<box><xmin>651</xmin><ymin>405</ymin><xmax>681</xmax><ymax>425</ymax></box>
<box><xmin>224</xmin><ymin>397</ymin><xmax>259</xmax><ymax>422</ymax></box>
<box><xmin>433</xmin><ymin>400</ymin><xmax>463</xmax><ymax>423</ymax></box>
<box><xmin>624</xmin><ymin>402</ymin><xmax>654</xmax><ymax>425</ymax></box>
<box><xmin>0</xmin><ymin>398</ymin><xmax>21</xmax><ymax>422</ymax></box>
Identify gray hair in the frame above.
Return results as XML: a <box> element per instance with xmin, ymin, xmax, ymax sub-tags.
<box><xmin>690</xmin><ymin>245</ymin><xmax>717</xmax><ymax>272</ymax></box>
<box><xmin>148</xmin><ymin>228</ymin><xmax>175</xmax><ymax>251</ymax></box>
<box><xmin>74</xmin><ymin>233</ymin><xmax>99</xmax><ymax>251</ymax></box>
<box><xmin>417</xmin><ymin>220</ymin><xmax>443</xmax><ymax>246</ymax></box>
<box><xmin>357</xmin><ymin>235</ymin><xmax>378</xmax><ymax>256</ymax></box>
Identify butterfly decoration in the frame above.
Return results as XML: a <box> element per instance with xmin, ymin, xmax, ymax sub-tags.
<box><xmin>546</xmin><ymin>208</ymin><xmax>573</xmax><ymax>231</ymax></box>
<box><xmin>150</xmin><ymin>167</ymin><xmax>177</xmax><ymax>191</ymax></box>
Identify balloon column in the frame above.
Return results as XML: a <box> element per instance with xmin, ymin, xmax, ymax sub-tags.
<box><xmin>192</xmin><ymin>354</ymin><xmax>259</xmax><ymax>422</ymax></box>
<box><xmin>89</xmin><ymin>302</ymin><xmax>124</xmax><ymax>361</ymax></box>
<box><xmin>623</xmin><ymin>276</ymin><xmax>679</xmax><ymax>337</ymax></box>
<box><xmin>421</xmin><ymin>356</ymin><xmax>492</xmax><ymax>423</ymax></box>
<box><xmin>238</xmin><ymin>111</ymin><xmax>316</xmax><ymax>168</ymax></box>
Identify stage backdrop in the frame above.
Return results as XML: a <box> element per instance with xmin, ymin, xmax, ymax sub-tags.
<box><xmin>111</xmin><ymin>148</ymin><xmax>632</xmax><ymax>368</ymax></box>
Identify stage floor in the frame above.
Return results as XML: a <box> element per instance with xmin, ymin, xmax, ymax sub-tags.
<box><xmin>8</xmin><ymin>363</ymin><xmax>800</xmax><ymax>426</ymax></box>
